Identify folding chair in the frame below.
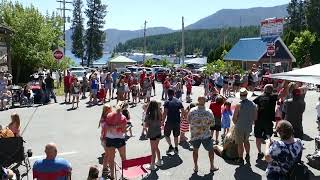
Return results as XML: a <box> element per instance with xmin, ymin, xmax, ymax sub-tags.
<box><xmin>116</xmin><ymin>155</ymin><xmax>152</xmax><ymax>180</ymax></box>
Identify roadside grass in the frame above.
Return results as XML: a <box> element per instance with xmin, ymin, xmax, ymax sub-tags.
<box><xmin>55</xmin><ymin>82</ymin><xmax>64</xmax><ymax>96</ymax></box>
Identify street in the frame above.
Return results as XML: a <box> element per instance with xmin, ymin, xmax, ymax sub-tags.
<box><xmin>1</xmin><ymin>83</ymin><xmax>320</xmax><ymax>180</ymax></box>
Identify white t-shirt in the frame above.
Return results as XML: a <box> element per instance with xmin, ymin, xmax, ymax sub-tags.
<box><xmin>100</xmin><ymin>73</ymin><xmax>107</xmax><ymax>83</ymax></box>
<box><xmin>316</xmin><ymin>102</ymin><xmax>320</xmax><ymax>117</ymax></box>
<box><xmin>252</xmin><ymin>71</ymin><xmax>259</xmax><ymax>82</ymax></box>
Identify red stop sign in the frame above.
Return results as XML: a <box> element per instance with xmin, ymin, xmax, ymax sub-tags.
<box><xmin>267</xmin><ymin>45</ymin><xmax>276</xmax><ymax>57</ymax></box>
<box><xmin>53</xmin><ymin>49</ymin><xmax>64</xmax><ymax>60</ymax></box>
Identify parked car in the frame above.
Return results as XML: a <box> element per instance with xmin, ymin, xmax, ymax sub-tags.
<box><xmin>70</xmin><ymin>70</ymin><xmax>86</xmax><ymax>83</ymax></box>
<box><xmin>127</xmin><ymin>66</ymin><xmax>144</xmax><ymax>75</ymax></box>
<box><xmin>156</xmin><ymin>68</ymin><xmax>170</xmax><ymax>82</ymax></box>
<box><xmin>69</xmin><ymin>66</ymin><xmax>86</xmax><ymax>72</ymax></box>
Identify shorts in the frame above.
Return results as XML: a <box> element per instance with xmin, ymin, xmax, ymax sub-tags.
<box><xmin>210</xmin><ymin>117</ymin><xmax>221</xmax><ymax>131</ymax></box>
<box><xmin>215</xmin><ymin>84</ymin><xmax>222</xmax><ymax>89</ymax></box>
<box><xmin>164</xmin><ymin>123</ymin><xmax>180</xmax><ymax>137</ymax></box>
<box><xmin>176</xmin><ymin>91</ymin><xmax>182</xmax><ymax>99</ymax></box>
<box><xmin>150</xmin><ymin>134</ymin><xmax>161</xmax><ymax>141</ymax></box>
<box><xmin>64</xmin><ymin>86</ymin><xmax>71</xmax><ymax>93</ymax></box>
<box><xmin>91</xmin><ymin>89</ymin><xmax>98</xmax><ymax>95</ymax></box>
<box><xmin>187</xmin><ymin>90</ymin><xmax>191</xmax><ymax>96</ymax></box>
<box><xmin>105</xmin><ymin>138</ymin><xmax>126</xmax><ymax>149</ymax></box>
<box><xmin>234</xmin><ymin>82</ymin><xmax>240</xmax><ymax>87</ymax></box>
<box><xmin>234</xmin><ymin>128</ymin><xmax>250</xmax><ymax>144</ymax></box>
<box><xmin>254</xmin><ymin>124</ymin><xmax>273</xmax><ymax>140</ymax></box>
<box><xmin>190</xmin><ymin>137</ymin><xmax>213</xmax><ymax>151</ymax></box>
<box><xmin>146</xmin><ymin>90</ymin><xmax>151</xmax><ymax>98</ymax></box>
<box><xmin>105</xmin><ymin>83</ymin><xmax>111</xmax><ymax>90</ymax></box>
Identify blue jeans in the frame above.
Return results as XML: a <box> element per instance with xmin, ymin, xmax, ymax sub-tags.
<box><xmin>46</xmin><ymin>88</ymin><xmax>57</xmax><ymax>102</ymax></box>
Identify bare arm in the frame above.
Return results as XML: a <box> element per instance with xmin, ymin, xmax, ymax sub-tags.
<box><xmin>232</xmin><ymin>104</ymin><xmax>240</xmax><ymax>124</ymax></box>
<box><xmin>163</xmin><ymin>108</ymin><xmax>168</xmax><ymax>123</ymax></box>
<box><xmin>264</xmin><ymin>139</ymin><xmax>273</xmax><ymax>162</ymax></box>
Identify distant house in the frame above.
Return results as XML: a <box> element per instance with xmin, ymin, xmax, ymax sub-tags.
<box><xmin>224</xmin><ymin>36</ymin><xmax>295</xmax><ymax>72</ymax></box>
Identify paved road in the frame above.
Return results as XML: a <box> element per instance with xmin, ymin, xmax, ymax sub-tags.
<box><xmin>1</xmin><ymin>83</ymin><xmax>320</xmax><ymax>180</ymax></box>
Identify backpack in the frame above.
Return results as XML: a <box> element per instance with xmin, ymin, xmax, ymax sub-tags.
<box><xmin>306</xmin><ymin>151</ymin><xmax>320</xmax><ymax>170</ymax></box>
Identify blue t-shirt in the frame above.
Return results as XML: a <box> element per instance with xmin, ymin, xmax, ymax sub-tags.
<box><xmin>221</xmin><ymin>109</ymin><xmax>233</xmax><ymax>128</ymax></box>
<box><xmin>215</xmin><ymin>75</ymin><xmax>224</xmax><ymax>86</ymax></box>
<box><xmin>164</xmin><ymin>97</ymin><xmax>184</xmax><ymax>125</ymax></box>
<box><xmin>33</xmin><ymin>158</ymin><xmax>71</xmax><ymax>180</ymax></box>
<box><xmin>111</xmin><ymin>72</ymin><xmax>118</xmax><ymax>82</ymax></box>
<box><xmin>91</xmin><ymin>79</ymin><xmax>98</xmax><ymax>90</ymax></box>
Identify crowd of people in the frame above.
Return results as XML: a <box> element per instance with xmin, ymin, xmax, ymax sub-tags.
<box><xmin>1</xmin><ymin>63</ymin><xmax>318</xmax><ymax>180</ymax></box>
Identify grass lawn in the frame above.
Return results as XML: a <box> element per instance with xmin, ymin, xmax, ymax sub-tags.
<box><xmin>55</xmin><ymin>82</ymin><xmax>64</xmax><ymax>96</ymax></box>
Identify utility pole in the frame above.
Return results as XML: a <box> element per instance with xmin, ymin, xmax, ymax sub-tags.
<box><xmin>57</xmin><ymin>0</ymin><xmax>72</xmax><ymax>55</ymax></box>
<box><xmin>143</xmin><ymin>20</ymin><xmax>147</xmax><ymax>63</ymax></box>
<box><xmin>181</xmin><ymin>16</ymin><xmax>185</xmax><ymax>65</ymax></box>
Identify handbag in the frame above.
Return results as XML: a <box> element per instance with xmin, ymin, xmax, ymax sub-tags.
<box><xmin>285</xmin><ymin>144</ymin><xmax>310</xmax><ymax>180</ymax></box>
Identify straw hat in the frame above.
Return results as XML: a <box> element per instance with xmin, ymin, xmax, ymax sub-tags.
<box><xmin>235</xmin><ymin>88</ymin><xmax>253</xmax><ymax>100</ymax></box>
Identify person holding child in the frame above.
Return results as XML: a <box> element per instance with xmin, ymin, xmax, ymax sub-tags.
<box><xmin>180</xmin><ymin>103</ymin><xmax>196</xmax><ymax>143</ymax></box>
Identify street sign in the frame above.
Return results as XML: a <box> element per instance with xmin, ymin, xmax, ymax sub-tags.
<box><xmin>260</xmin><ymin>18</ymin><xmax>284</xmax><ymax>37</ymax></box>
<box><xmin>267</xmin><ymin>43</ymin><xmax>276</xmax><ymax>57</ymax></box>
<box><xmin>53</xmin><ymin>49</ymin><xmax>64</xmax><ymax>60</ymax></box>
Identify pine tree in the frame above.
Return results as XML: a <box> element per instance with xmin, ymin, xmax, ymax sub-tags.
<box><xmin>71</xmin><ymin>0</ymin><xmax>85</xmax><ymax>65</ymax></box>
<box><xmin>85</xmin><ymin>0</ymin><xmax>107</xmax><ymax>67</ymax></box>
<box><xmin>306</xmin><ymin>0</ymin><xmax>320</xmax><ymax>36</ymax></box>
<box><xmin>287</xmin><ymin>0</ymin><xmax>307</xmax><ymax>32</ymax></box>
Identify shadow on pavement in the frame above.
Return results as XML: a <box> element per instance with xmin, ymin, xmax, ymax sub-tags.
<box><xmin>159</xmin><ymin>154</ymin><xmax>183</xmax><ymax>170</ymax></box>
<box><xmin>189</xmin><ymin>172</ymin><xmax>214</xmax><ymax>180</ymax></box>
<box><xmin>234</xmin><ymin>164</ymin><xmax>261</xmax><ymax>180</ymax></box>
<box><xmin>143</xmin><ymin>171</ymin><xmax>159</xmax><ymax>180</ymax></box>
<box><xmin>179</xmin><ymin>141</ymin><xmax>193</xmax><ymax>151</ymax></box>
<box><xmin>255</xmin><ymin>159</ymin><xmax>268</xmax><ymax>171</ymax></box>
<box><xmin>303</xmin><ymin>134</ymin><xmax>314</xmax><ymax>141</ymax></box>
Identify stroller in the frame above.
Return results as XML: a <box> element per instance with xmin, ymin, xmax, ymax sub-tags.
<box><xmin>0</xmin><ymin>137</ymin><xmax>32</xmax><ymax>180</ymax></box>
<box><xmin>10</xmin><ymin>85</ymin><xmax>23</xmax><ymax>108</ymax></box>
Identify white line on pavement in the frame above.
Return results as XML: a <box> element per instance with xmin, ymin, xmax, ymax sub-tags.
<box><xmin>29</xmin><ymin>151</ymin><xmax>78</xmax><ymax>160</ymax></box>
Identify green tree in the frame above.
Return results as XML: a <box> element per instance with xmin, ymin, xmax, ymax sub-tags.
<box><xmin>85</xmin><ymin>0</ymin><xmax>107</xmax><ymax>66</ymax></box>
<box><xmin>306</xmin><ymin>0</ymin><xmax>320</xmax><ymax>36</ymax></box>
<box><xmin>287</xmin><ymin>0</ymin><xmax>307</xmax><ymax>32</ymax></box>
<box><xmin>143</xmin><ymin>59</ymin><xmax>155</xmax><ymax>67</ymax></box>
<box><xmin>0</xmin><ymin>1</ymin><xmax>69</xmax><ymax>83</ymax></box>
<box><xmin>71</xmin><ymin>0</ymin><xmax>85</xmax><ymax>65</ymax></box>
<box><xmin>289</xmin><ymin>30</ymin><xmax>316</xmax><ymax>67</ymax></box>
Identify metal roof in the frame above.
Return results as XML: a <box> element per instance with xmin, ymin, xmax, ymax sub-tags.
<box><xmin>224</xmin><ymin>36</ymin><xmax>295</xmax><ymax>62</ymax></box>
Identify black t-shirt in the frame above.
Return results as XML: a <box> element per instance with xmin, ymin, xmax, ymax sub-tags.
<box><xmin>253</xmin><ymin>93</ymin><xmax>278</xmax><ymax>125</ymax></box>
<box><xmin>164</xmin><ymin>97</ymin><xmax>184</xmax><ymax>125</ymax></box>
<box><xmin>122</xmin><ymin>109</ymin><xmax>130</xmax><ymax>120</ymax></box>
<box><xmin>45</xmin><ymin>77</ymin><xmax>54</xmax><ymax>89</ymax></box>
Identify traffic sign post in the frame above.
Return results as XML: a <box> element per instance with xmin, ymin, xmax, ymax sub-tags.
<box><xmin>267</xmin><ymin>43</ymin><xmax>276</xmax><ymax>72</ymax></box>
<box><xmin>53</xmin><ymin>49</ymin><xmax>64</xmax><ymax>61</ymax></box>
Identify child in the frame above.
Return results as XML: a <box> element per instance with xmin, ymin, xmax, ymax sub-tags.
<box><xmin>8</xmin><ymin>113</ymin><xmax>21</xmax><ymax>137</ymax></box>
<box><xmin>71</xmin><ymin>78</ymin><xmax>81</xmax><ymax>109</ymax></box>
<box><xmin>180</xmin><ymin>103</ymin><xmax>196</xmax><ymax>143</ymax></box>
<box><xmin>274</xmin><ymin>100</ymin><xmax>282</xmax><ymax>137</ymax></box>
<box><xmin>131</xmin><ymin>84</ymin><xmax>138</xmax><ymax>106</ymax></box>
<box><xmin>185</xmin><ymin>76</ymin><xmax>193</xmax><ymax>103</ymax></box>
<box><xmin>140</xmin><ymin>103</ymin><xmax>148</xmax><ymax>140</ymax></box>
<box><xmin>316</xmin><ymin>97</ymin><xmax>320</xmax><ymax>130</ymax></box>
<box><xmin>121</xmin><ymin>102</ymin><xmax>133</xmax><ymax>137</ymax></box>
<box><xmin>209</xmin><ymin>95</ymin><xmax>226</xmax><ymax>145</ymax></box>
<box><xmin>221</xmin><ymin>101</ymin><xmax>232</xmax><ymax>139</ymax></box>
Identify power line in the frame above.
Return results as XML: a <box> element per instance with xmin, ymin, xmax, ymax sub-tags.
<box><xmin>57</xmin><ymin>0</ymin><xmax>72</xmax><ymax>55</ymax></box>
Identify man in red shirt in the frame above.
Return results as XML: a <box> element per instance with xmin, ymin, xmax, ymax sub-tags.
<box><xmin>150</xmin><ymin>73</ymin><xmax>156</xmax><ymax>96</ymax></box>
<box><xmin>64</xmin><ymin>71</ymin><xmax>72</xmax><ymax>103</ymax></box>
<box><xmin>209</xmin><ymin>95</ymin><xmax>226</xmax><ymax>144</ymax></box>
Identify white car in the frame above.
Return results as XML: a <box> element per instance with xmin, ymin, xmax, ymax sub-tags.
<box><xmin>70</xmin><ymin>70</ymin><xmax>86</xmax><ymax>82</ymax></box>
<box><xmin>69</xmin><ymin>66</ymin><xmax>86</xmax><ymax>72</ymax></box>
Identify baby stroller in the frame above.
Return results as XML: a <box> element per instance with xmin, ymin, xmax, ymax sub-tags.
<box><xmin>10</xmin><ymin>85</ymin><xmax>23</xmax><ymax>108</ymax></box>
<box><xmin>0</xmin><ymin>137</ymin><xmax>32</xmax><ymax>180</ymax></box>
<box><xmin>30</xmin><ymin>84</ymin><xmax>42</xmax><ymax>104</ymax></box>
<box><xmin>20</xmin><ymin>93</ymin><xmax>34</xmax><ymax>107</ymax></box>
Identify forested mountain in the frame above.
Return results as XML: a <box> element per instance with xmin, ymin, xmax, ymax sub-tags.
<box><xmin>66</xmin><ymin>27</ymin><xmax>174</xmax><ymax>51</ymax></box>
<box><xmin>187</xmin><ymin>4</ymin><xmax>288</xmax><ymax>29</ymax></box>
<box><xmin>115</xmin><ymin>26</ymin><xmax>260</xmax><ymax>56</ymax></box>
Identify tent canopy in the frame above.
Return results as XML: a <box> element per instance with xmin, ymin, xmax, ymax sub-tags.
<box><xmin>185</xmin><ymin>57</ymin><xmax>207</xmax><ymax>65</ymax></box>
<box><xmin>109</xmin><ymin>56</ymin><xmax>136</xmax><ymax>63</ymax></box>
<box><xmin>270</xmin><ymin>64</ymin><xmax>320</xmax><ymax>84</ymax></box>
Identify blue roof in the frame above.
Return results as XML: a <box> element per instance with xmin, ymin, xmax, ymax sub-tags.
<box><xmin>224</xmin><ymin>36</ymin><xmax>279</xmax><ymax>62</ymax></box>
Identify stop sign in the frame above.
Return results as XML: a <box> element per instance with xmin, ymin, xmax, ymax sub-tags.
<box><xmin>267</xmin><ymin>45</ymin><xmax>276</xmax><ymax>57</ymax></box>
<box><xmin>53</xmin><ymin>49</ymin><xmax>64</xmax><ymax>60</ymax></box>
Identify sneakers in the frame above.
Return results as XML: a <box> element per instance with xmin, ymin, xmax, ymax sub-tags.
<box><xmin>257</xmin><ymin>152</ymin><xmax>264</xmax><ymax>160</ymax></box>
<box><xmin>166</xmin><ymin>145</ymin><xmax>174</xmax><ymax>154</ymax></box>
<box><xmin>174</xmin><ymin>147</ymin><xmax>179</xmax><ymax>154</ymax></box>
<box><xmin>155</xmin><ymin>159</ymin><xmax>164</xmax><ymax>167</ymax></box>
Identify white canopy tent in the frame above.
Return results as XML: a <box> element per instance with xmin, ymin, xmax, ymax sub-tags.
<box><xmin>270</xmin><ymin>64</ymin><xmax>320</xmax><ymax>84</ymax></box>
<box><xmin>185</xmin><ymin>57</ymin><xmax>207</xmax><ymax>65</ymax></box>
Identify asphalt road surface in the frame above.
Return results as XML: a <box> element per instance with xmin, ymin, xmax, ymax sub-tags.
<box><xmin>1</xmin><ymin>83</ymin><xmax>320</xmax><ymax>180</ymax></box>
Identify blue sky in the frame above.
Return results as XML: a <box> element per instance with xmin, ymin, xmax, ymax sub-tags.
<box><xmin>18</xmin><ymin>0</ymin><xmax>290</xmax><ymax>30</ymax></box>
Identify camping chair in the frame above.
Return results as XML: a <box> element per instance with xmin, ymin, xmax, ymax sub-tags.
<box><xmin>116</xmin><ymin>155</ymin><xmax>152</xmax><ymax>180</ymax></box>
